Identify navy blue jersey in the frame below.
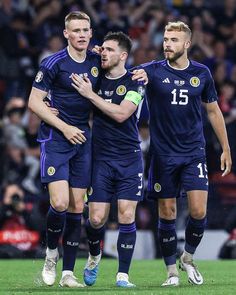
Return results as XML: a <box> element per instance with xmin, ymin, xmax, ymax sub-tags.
<box><xmin>141</xmin><ymin>59</ymin><xmax>218</xmax><ymax>156</ymax></box>
<box><xmin>33</xmin><ymin>47</ymin><xmax>101</xmax><ymax>142</ymax></box>
<box><xmin>92</xmin><ymin>71</ymin><xmax>145</xmax><ymax>160</ymax></box>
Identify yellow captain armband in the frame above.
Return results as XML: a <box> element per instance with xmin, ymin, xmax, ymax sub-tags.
<box><xmin>124</xmin><ymin>90</ymin><xmax>142</xmax><ymax>106</ymax></box>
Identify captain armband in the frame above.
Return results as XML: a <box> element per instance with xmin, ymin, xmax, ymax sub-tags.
<box><xmin>124</xmin><ymin>91</ymin><xmax>142</xmax><ymax>106</ymax></box>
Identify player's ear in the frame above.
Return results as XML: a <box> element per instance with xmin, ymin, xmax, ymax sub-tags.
<box><xmin>120</xmin><ymin>51</ymin><xmax>128</xmax><ymax>61</ymax></box>
<box><xmin>185</xmin><ymin>39</ymin><xmax>191</xmax><ymax>49</ymax></box>
<box><xmin>63</xmin><ymin>29</ymin><xmax>68</xmax><ymax>40</ymax></box>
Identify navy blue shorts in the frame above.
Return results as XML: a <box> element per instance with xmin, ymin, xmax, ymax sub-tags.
<box><xmin>88</xmin><ymin>157</ymin><xmax>144</xmax><ymax>203</ymax></box>
<box><xmin>147</xmin><ymin>154</ymin><xmax>208</xmax><ymax>199</ymax></box>
<box><xmin>40</xmin><ymin>139</ymin><xmax>91</xmax><ymax>188</ymax></box>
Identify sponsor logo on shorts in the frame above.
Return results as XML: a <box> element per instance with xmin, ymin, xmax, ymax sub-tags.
<box><xmin>47</xmin><ymin>166</ymin><xmax>55</xmax><ymax>176</ymax></box>
<box><xmin>35</xmin><ymin>71</ymin><xmax>43</xmax><ymax>82</ymax></box>
<box><xmin>154</xmin><ymin>183</ymin><xmax>161</xmax><ymax>192</ymax></box>
<box><xmin>190</xmin><ymin>77</ymin><xmax>200</xmax><ymax>87</ymax></box>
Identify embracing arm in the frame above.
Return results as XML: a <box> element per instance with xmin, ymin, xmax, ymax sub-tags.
<box><xmin>71</xmin><ymin>74</ymin><xmax>138</xmax><ymax>123</ymax></box>
<box><xmin>28</xmin><ymin>87</ymin><xmax>86</xmax><ymax>144</ymax></box>
<box><xmin>204</xmin><ymin>101</ymin><xmax>232</xmax><ymax>176</ymax></box>
<box><xmin>28</xmin><ymin>87</ymin><xmax>67</xmax><ymax>131</ymax></box>
<box><xmin>83</xmin><ymin>91</ymin><xmax>137</xmax><ymax>123</ymax></box>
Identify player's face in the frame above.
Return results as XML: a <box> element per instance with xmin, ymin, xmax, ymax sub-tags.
<box><xmin>101</xmin><ymin>40</ymin><xmax>126</xmax><ymax>69</ymax></box>
<box><xmin>163</xmin><ymin>31</ymin><xmax>190</xmax><ymax>62</ymax></box>
<box><xmin>64</xmin><ymin>19</ymin><xmax>92</xmax><ymax>51</ymax></box>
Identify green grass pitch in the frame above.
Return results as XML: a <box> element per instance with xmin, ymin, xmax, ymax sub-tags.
<box><xmin>0</xmin><ymin>259</ymin><xmax>236</xmax><ymax>295</ymax></box>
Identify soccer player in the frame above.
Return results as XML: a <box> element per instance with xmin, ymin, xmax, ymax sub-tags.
<box><xmin>141</xmin><ymin>21</ymin><xmax>232</xmax><ymax>286</ymax></box>
<box><xmin>71</xmin><ymin>32</ymin><xmax>145</xmax><ymax>288</ymax></box>
<box><xmin>28</xmin><ymin>11</ymin><xmax>101</xmax><ymax>288</ymax></box>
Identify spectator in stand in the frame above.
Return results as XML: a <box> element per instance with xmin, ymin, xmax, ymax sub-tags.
<box><xmin>3</xmin><ymin>97</ymin><xmax>40</xmax><ymax>194</ymax></box>
<box><xmin>83</xmin><ymin>0</ymin><xmax>152</xmax><ymax>43</ymax></box>
<box><xmin>38</xmin><ymin>34</ymin><xmax>64</xmax><ymax>63</ymax></box>
<box><xmin>0</xmin><ymin>184</ymin><xmax>42</xmax><ymax>258</ymax></box>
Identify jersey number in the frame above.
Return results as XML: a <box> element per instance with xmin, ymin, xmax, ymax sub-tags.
<box><xmin>138</xmin><ymin>173</ymin><xmax>143</xmax><ymax>189</ymax></box>
<box><xmin>197</xmin><ymin>163</ymin><xmax>208</xmax><ymax>179</ymax></box>
<box><xmin>171</xmin><ymin>89</ymin><xmax>188</xmax><ymax>105</ymax></box>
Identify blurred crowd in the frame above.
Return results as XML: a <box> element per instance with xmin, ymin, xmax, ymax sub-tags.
<box><xmin>0</xmin><ymin>0</ymin><xmax>236</xmax><ymax>258</ymax></box>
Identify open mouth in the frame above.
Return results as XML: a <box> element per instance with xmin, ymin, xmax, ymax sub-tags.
<box><xmin>78</xmin><ymin>40</ymin><xmax>86</xmax><ymax>44</ymax></box>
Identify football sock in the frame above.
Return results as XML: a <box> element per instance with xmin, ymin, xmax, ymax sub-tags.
<box><xmin>158</xmin><ymin>218</ymin><xmax>177</xmax><ymax>266</ymax></box>
<box><xmin>62</xmin><ymin>212</ymin><xmax>82</xmax><ymax>271</ymax></box>
<box><xmin>117</xmin><ymin>222</ymin><xmax>136</xmax><ymax>274</ymax></box>
<box><xmin>47</xmin><ymin>205</ymin><xmax>66</xmax><ymax>250</ymax></box>
<box><xmin>86</xmin><ymin>219</ymin><xmax>105</xmax><ymax>256</ymax></box>
<box><xmin>185</xmin><ymin>215</ymin><xmax>207</xmax><ymax>254</ymax></box>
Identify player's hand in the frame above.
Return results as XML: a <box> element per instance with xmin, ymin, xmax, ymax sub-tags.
<box><xmin>71</xmin><ymin>74</ymin><xmax>93</xmax><ymax>98</ymax></box>
<box><xmin>92</xmin><ymin>45</ymin><xmax>102</xmax><ymax>55</ymax></box>
<box><xmin>131</xmin><ymin>69</ymin><xmax>148</xmax><ymax>85</ymax></box>
<box><xmin>44</xmin><ymin>101</ymin><xmax>59</xmax><ymax>116</ymax></box>
<box><xmin>221</xmin><ymin>149</ymin><xmax>232</xmax><ymax>177</ymax></box>
<box><xmin>62</xmin><ymin>125</ymin><xmax>86</xmax><ymax>145</ymax></box>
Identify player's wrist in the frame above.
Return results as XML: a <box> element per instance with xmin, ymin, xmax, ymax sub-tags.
<box><xmin>222</xmin><ymin>145</ymin><xmax>230</xmax><ymax>152</ymax></box>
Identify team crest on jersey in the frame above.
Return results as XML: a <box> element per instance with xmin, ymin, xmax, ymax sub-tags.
<box><xmin>47</xmin><ymin>166</ymin><xmax>55</xmax><ymax>176</ymax></box>
<box><xmin>137</xmin><ymin>85</ymin><xmax>145</xmax><ymax>96</ymax></box>
<box><xmin>87</xmin><ymin>187</ymin><xmax>93</xmax><ymax>196</ymax></box>
<box><xmin>190</xmin><ymin>77</ymin><xmax>200</xmax><ymax>87</ymax></box>
<box><xmin>154</xmin><ymin>183</ymin><xmax>161</xmax><ymax>192</ymax></box>
<box><xmin>91</xmin><ymin>66</ymin><xmax>99</xmax><ymax>77</ymax></box>
<box><xmin>116</xmin><ymin>85</ymin><xmax>126</xmax><ymax>95</ymax></box>
<box><xmin>35</xmin><ymin>71</ymin><xmax>43</xmax><ymax>83</ymax></box>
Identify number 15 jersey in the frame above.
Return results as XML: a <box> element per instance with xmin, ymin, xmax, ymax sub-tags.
<box><xmin>141</xmin><ymin>59</ymin><xmax>218</xmax><ymax>156</ymax></box>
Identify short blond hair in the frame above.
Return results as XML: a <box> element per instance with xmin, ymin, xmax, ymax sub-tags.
<box><xmin>65</xmin><ymin>11</ymin><xmax>91</xmax><ymax>28</ymax></box>
<box><xmin>165</xmin><ymin>21</ymin><xmax>192</xmax><ymax>39</ymax></box>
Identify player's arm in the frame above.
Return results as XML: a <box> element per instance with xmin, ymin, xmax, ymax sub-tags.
<box><xmin>204</xmin><ymin>101</ymin><xmax>232</xmax><ymax>176</ymax></box>
<box><xmin>71</xmin><ymin>74</ymin><xmax>141</xmax><ymax>123</ymax></box>
<box><xmin>28</xmin><ymin>87</ymin><xmax>86</xmax><ymax>144</ymax></box>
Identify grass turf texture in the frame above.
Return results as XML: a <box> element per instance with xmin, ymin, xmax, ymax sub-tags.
<box><xmin>0</xmin><ymin>259</ymin><xmax>235</xmax><ymax>295</ymax></box>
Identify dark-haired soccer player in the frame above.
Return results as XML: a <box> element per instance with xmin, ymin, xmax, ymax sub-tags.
<box><xmin>141</xmin><ymin>21</ymin><xmax>232</xmax><ymax>286</ymax></box>
<box><xmin>28</xmin><ymin>11</ymin><xmax>101</xmax><ymax>288</ymax></box>
<box><xmin>72</xmin><ymin>31</ymin><xmax>145</xmax><ymax>288</ymax></box>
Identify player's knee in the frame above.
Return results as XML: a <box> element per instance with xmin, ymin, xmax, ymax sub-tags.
<box><xmin>68</xmin><ymin>202</ymin><xmax>84</xmax><ymax>213</ymax></box>
<box><xmin>190</xmin><ymin>208</ymin><xmax>206</xmax><ymax>219</ymax></box>
<box><xmin>90</xmin><ymin>215</ymin><xmax>105</xmax><ymax>228</ymax></box>
<box><xmin>159</xmin><ymin>204</ymin><xmax>176</xmax><ymax>219</ymax></box>
<box><xmin>119</xmin><ymin>210</ymin><xmax>135</xmax><ymax>224</ymax></box>
<box><xmin>51</xmin><ymin>199</ymin><xmax>69</xmax><ymax>211</ymax></box>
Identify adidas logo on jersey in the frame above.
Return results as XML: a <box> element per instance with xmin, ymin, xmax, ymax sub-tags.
<box><xmin>162</xmin><ymin>78</ymin><xmax>170</xmax><ymax>83</ymax></box>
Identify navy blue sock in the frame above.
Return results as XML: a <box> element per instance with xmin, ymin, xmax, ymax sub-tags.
<box><xmin>117</xmin><ymin>222</ymin><xmax>136</xmax><ymax>274</ymax></box>
<box><xmin>185</xmin><ymin>216</ymin><xmax>207</xmax><ymax>254</ymax></box>
<box><xmin>47</xmin><ymin>206</ymin><xmax>66</xmax><ymax>249</ymax></box>
<box><xmin>62</xmin><ymin>212</ymin><xmax>82</xmax><ymax>271</ymax></box>
<box><xmin>86</xmin><ymin>219</ymin><xmax>105</xmax><ymax>256</ymax></box>
<box><xmin>158</xmin><ymin>218</ymin><xmax>177</xmax><ymax>266</ymax></box>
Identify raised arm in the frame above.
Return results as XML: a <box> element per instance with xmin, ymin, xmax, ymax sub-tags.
<box><xmin>204</xmin><ymin>101</ymin><xmax>232</xmax><ymax>176</ymax></box>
